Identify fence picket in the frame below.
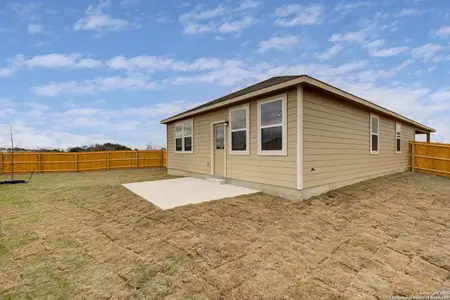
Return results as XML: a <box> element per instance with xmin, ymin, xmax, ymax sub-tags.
<box><xmin>409</xmin><ymin>141</ymin><xmax>450</xmax><ymax>178</ymax></box>
<box><xmin>0</xmin><ymin>150</ymin><xmax>167</xmax><ymax>175</ymax></box>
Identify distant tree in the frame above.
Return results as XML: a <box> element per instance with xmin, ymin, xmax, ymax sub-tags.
<box><xmin>68</xmin><ymin>143</ymin><xmax>132</xmax><ymax>152</ymax></box>
<box><xmin>7</xmin><ymin>125</ymin><xmax>20</xmax><ymax>181</ymax></box>
<box><xmin>146</xmin><ymin>141</ymin><xmax>153</xmax><ymax>150</ymax></box>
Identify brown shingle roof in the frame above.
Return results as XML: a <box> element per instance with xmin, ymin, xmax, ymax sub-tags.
<box><xmin>160</xmin><ymin>74</ymin><xmax>434</xmax><ymax>133</ymax></box>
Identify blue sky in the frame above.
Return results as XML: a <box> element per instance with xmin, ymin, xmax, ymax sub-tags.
<box><xmin>0</xmin><ymin>0</ymin><xmax>449</xmax><ymax>149</ymax></box>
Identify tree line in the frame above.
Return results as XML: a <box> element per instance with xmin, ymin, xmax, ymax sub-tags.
<box><xmin>1</xmin><ymin>143</ymin><xmax>135</xmax><ymax>153</ymax></box>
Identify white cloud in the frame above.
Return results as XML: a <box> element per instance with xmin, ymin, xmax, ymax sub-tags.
<box><xmin>329</xmin><ymin>10</ymin><xmax>417</xmax><ymax>47</ymax></box>
<box><xmin>428</xmin><ymin>89</ymin><xmax>450</xmax><ymax>103</ymax></box>
<box><xmin>105</xmin><ymin>55</ymin><xmax>253</xmax><ymax>74</ymax></box>
<box><xmin>376</xmin><ymin>8</ymin><xmax>423</xmax><ymax>19</ymax></box>
<box><xmin>412</xmin><ymin>43</ymin><xmax>445</xmax><ymax>61</ymax></box>
<box><xmin>182</xmin><ymin>23</ymin><xmax>214</xmax><ymax>34</ymax></box>
<box><xmin>178</xmin><ymin>4</ymin><xmax>257</xmax><ymax>35</ymax></box>
<box><xmin>9</xmin><ymin>2</ymin><xmax>43</xmax><ymax>20</ymax></box>
<box><xmin>164</xmin><ymin>59</ymin><xmax>368</xmax><ymax>88</ymax></box>
<box><xmin>314</xmin><ymin>44</ymin><xmax>344</xmax><ymax>61</ymax></box>
<box><xmin>0</xmin><ymin>67</ymin><xmax>16</xmax><ymax>77</ymax></box>
<box><xmin>0</xmin><ymin>98</ymin><xmax>205</xmax><ymax>149</ymax></box>
<box><xmin>0</xmin><ymin>123</ymin><xmax>112</xmax><ymax>149</ymax></box>
<box><xmin>0</xmin><ymin>54</ymin><xmax>102</xmax><ymax>76</ymax></box>
<box><xmin>171</xmin><ymin>58</ymin><xmax>222</xmax><ymax>71</ymax></box>
<box><xmin>22</xmin><ymin>54</ymin><xmax>102</xmax><ymax>69</ymax></box>
<box><xmin>154</xmin><ymin>12</ymin><xmax>171</xmax><ymax>23</ymax></box>
<box><xmin>333</xmin><ymin>1</ymin><xmax>371</xmax><ymax>14</ymax></box>
<box><xmin>28</xmin><ymin>24</ymin><xmax>44</xmax><ymax>35</ymax></box>
<box><xmin>218</xmin><ymin>16</ymin><xmax>257</xmax><ymax>33</ymax></box>
<box><xmin>76</xmin><ymin>58</ymin><xmax>103</xmax><ymax>68</ymax></box>
<box><xmin>392</xmin><ymin>8</ymin><xmax>422</xmax><ymax>18</ymax></box>
<box><xmin>106</xmin><ymin>55</ymin><xmax>173</xmax><ymax>72</ymax></box>
<box><xmin>369</xmin><ymin>46</ymin><xmax>408</xmax><ymax>57</ymax></box>
<box><xmin>436</xmin><ymin>26</ymin><xmax>450</xmax><ymax>37</ymax></box>
<box><xmin>274</xmin><ymin>4</ymin><xmax>324</xmax><ymax>27</ymax></box>
<box><xmin>237</xmin><ymin>0</ymin><xmax>261</xmax><ymax>10</ymax></box>
<box><xmin>258</xmin><ymin>34</ymin><xmax>303</xmax><ymax>53</ymax></box>
<box><xmin>31</xmin><ymin>74</ymin><xmax>158</xmax><ymax>97</ymax></box>
<box><xmin>349</xmin><ymin>60</ymin><xmax>413</xmax><ymax>82</ymax></box>
<box><xmin>267</xmin><ymin>61</ymin><xmax>367</xmax><ymax>80</ymax></box>
<box><xmin>74</xmin><ymin>0</ymin><xmax>131</xmax><ymax>33</ymax></box>
<box><xmin>121</xmin><ymin>0</ymin><xmax>141</xmax><ymax>6</ymax></box>
<box><xmin>0</xmin><ymin>98</ymin><xmax>14</xmax><ymax>107</ymax></box>
<box><xmin>164</xmin><ymin>59</ymin><xmax>267</xmax><ymax>86</ymax></box>
<box><xmin>366</xmin><ymin>40</ymin><xmax>408</xmax><ymax>57</ymax></box>
<box><xmin>329</xmin><ymin>29</ymin><xmax>367</xmax><ymax>43</ymax></box>
<box><xmin>178</xmin><ymin>4</ymin><xmax>225</xmax><ymax>34</ymax></box>
<box><xmin>367</xmin><ymin>39</ymin><xmax>385</xmax><ymax>48</ymax></box>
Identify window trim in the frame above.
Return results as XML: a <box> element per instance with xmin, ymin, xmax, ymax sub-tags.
<box><xmin>257</xmin><ymin>94</ymin><xmax>288</xmax><ymax>156</ymax></box>
<box><xmin>395</xmin><ymin>122</ymin><xmax>402</xmax><ymax>154</ymax></box>
<box><xmin>174</xmin><ymin>118</ymin><xmax>193</xmax><ymax>154</ymax></box>
<box><xmin>228</xmin><ymin>103</ymin><xmax>250</xmax><ymax>155</ymax></box>
<box><xmin>370</xmin><ymin>113</ymin><xmax>379</xmax><ymax>155</ymax></box>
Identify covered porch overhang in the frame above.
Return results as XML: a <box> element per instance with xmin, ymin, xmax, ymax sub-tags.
<box><xmin>415</xmin><ymin>129</ymin><xmax>433</xmax><ymax>143</ymax></box>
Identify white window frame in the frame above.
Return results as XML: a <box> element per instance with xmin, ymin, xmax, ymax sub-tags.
<box><xmin>370</xmin><ymin>113</ymin><xmax>380</xmax><ymax>155</ymax></box>
<box><xmin>229</xmin><ymin>103</ymin><xmax>250</xmax><ymax>155</ymax></box>
<box><xmin>395</xmin><ymin>122</ymin><xmax>402</xmax><ymax>154</ymax></box>
<box><xmin>257</xmin><ymin>94</ymin><xmax>288</xmax><ymax>156</ymax></box>
<box><xmin>174</xmin><ymin>118</ymin><xmax>193</xmax><ymax>154</ymax></box>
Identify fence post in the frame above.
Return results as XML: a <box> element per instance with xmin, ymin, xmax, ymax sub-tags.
<box><xmin>161</xmin><ymin>149</ymin><xmax>164</xmax><ymax>168</ymax></box>
<box><xmin>0</xmin><ymin>153</ymin><xmax>3</xmax><ymax>175</ymax></box>
<box><xmin>411</xmin><ymin>141</ymin><xmax>415</xmax><ymax>173</ymax></box>
<box><xmin>136</xmin><ymin>150</ymin><xmax>139</xmax><ymax>169</ymax></box>
<box><xmin>38</xmin><ymin>153</ymin><xmax>42</xmax><ymax>173</ymax></box>
<box><xmin>106</xmin><ymin>152</ymin><xmax>110</xmax><ymax>171</ymax></box>
<box><xmin>75</xmin><ymin>153</ymin><xmax>78</xmax><ymax>172</ymax></box>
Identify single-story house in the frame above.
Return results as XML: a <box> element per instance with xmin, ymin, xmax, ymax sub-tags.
<box><xmin>160</xmin><ymin>75</ymin><xmax>435</xmax><ymax>200</ymax></box>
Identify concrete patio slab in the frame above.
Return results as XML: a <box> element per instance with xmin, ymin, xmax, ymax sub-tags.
<box><xmin>123</xmin><ymin>177</ymin><xmax>259</xmax><ymax>210</ymax></box>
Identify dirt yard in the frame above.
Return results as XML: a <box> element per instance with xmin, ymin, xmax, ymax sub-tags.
<box><xmin>0</xmin><ymin>169</ymin><xmax>449</xmax><ymax>299</ymax></box>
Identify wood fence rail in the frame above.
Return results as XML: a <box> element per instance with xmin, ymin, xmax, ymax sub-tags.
<box><xmin>409</xmin><ymin>141</ymin><xmax>450</xmax><ymax>177</ymax></box>
<box><xmin>0</xmin><ymin>150</ymin><xmax>167</xmax><ymax>174</ymax></box>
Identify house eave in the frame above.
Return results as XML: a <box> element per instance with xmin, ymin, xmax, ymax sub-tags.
<box><xmin>160</xmin><ymin>75</ymin><xmax>435</xmax><ymax>134</ymax></box>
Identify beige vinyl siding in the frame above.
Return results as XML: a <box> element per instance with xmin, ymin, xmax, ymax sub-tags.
<box><xmin>167</xmin><ymin>108</ymin><xmax>227</xmax><ymax>175</ymax></box>
<box><xmin>303</xmin><ymin>88</ymin><xmax>415</xmax><ymax>189</ymax></box>
<box><xmin>226</xmin><ymin>88</ymin><xmax>297</xmax><ymax>189</ymax></box>
<box><xmin>167</xmin><ymin>88</ymin><xmax>298</xmax><ymax>189</ymax></box>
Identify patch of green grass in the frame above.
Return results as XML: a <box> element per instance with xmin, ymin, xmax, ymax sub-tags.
<box><xmin>0</xmin><ymin>231</ymin><xmax>8</xmax><ymax>257</ymax></box>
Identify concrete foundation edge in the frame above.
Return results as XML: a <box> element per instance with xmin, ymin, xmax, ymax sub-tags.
<box><xmin>167</xmin><ymin>167</ymin><xmax>408</xmax><ymax>201</ymax></box>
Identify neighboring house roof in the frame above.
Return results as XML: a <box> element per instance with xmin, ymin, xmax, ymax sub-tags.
<box><xmin>161</xmin><ymin>75</ymin><xmax>435</xmax><ymax>133</ymax></box>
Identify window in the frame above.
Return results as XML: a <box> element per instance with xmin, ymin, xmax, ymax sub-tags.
<box><xmin>257</xmin><ymin>95</ymin><xmax>287</xmax><ymax>156</ymax></box>
<box><xmin>174</xmin><ymin>119</ymin><xmax>193</xmax><ymax>153</ymax></box>
<box><xmin>370</xmin><ymin>114</ymin><xmax>379</xmax><ymax>154</ymax></box>
<box><xmin>229</xmin><ymin>104</ymin><xmax>249</xmax><ymax>154</ymax></box>
<box><xmin>216</xmin><ymin>126</ymin><xmax>224</xmax><ymax>149</ymax></box>
<box><xmin>396</xmin><ymin>122</ymin><xmax>402</xmax><ymax>154</ymax></box>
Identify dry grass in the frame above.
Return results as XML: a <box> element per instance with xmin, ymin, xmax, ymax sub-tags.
<box><xmin>0</xmin><ymin>169</ymin><xmax>449</xmax><ymax>299</ymax></box>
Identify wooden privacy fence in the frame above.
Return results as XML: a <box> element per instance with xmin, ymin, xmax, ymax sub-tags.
<box><xmin>0</xmin><ymin>150</ymin><xmax>167</xmax><ymax>174</ymax></box>
<box><xmin>409</xmin><ymin>141</ymin><xmax>450</xmax><ymax>178</ymax></box>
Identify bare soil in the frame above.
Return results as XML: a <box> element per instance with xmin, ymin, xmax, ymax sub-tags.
<box><xmin>0</xmin><ymin>169</ymin><xmax>449</xmax><ymax>299</ymax></box>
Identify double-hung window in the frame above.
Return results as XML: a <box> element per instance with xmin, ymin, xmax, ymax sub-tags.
<box><xmin>174</xmin><ymin>119</ymin><xmax>193</xmax><ymax>153</ymax></box>
<box><xmin>257</xmin><ymin>95</ymin><xmax>287</xmax><ymax>156</ymax></box>
<box><xmin>370</xmin><ymin>114</ymin><xmax>379</xmax><ymax>154</ymax></box>
<box><xmin>229</xmin><ymin>104</ymin><xmax>249</xmax><ymax>155</ymax></box>
<box><xmin>395</xmin><ymin>122</ymin><xmax>402</xmax><ymax>154</ymax></box>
